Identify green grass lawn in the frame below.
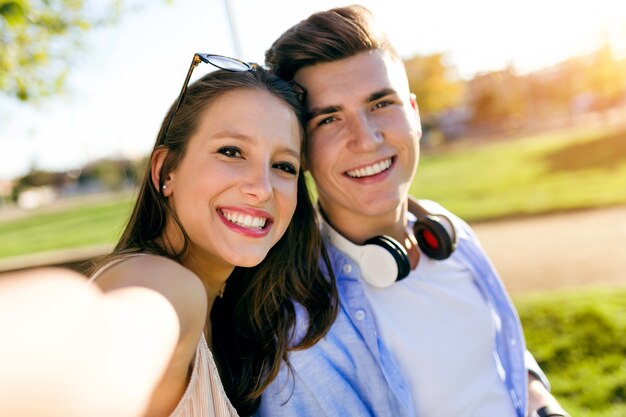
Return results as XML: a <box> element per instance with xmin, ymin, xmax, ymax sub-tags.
<box><xmin>414</xmin><ymin>124</ymin><xmax>626</xmax><ymax>222</ymax></box>
<box><xmin>517</xmin><ymin>287</ymin><xmax>626</xmax><ymax>417</ymax></box>
<box><xmin>0</xmin><ymin>195</ymin><xmax>133</xmax><ymax>259</ymax></box>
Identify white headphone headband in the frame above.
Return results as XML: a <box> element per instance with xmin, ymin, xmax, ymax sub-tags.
<box><xmin>320</xmin><ymin>219</ymin><xmax>400</xmax><ymax>288</ymax></box>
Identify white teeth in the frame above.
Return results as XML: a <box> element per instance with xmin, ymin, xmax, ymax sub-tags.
<box><xmin>223</xmin><ymin>211</ymin><xmax>267</xmax><ymax>229</ymax></box>
<box><xmin>347</xmin><ymin>158</ymin><xmax>392</xmax><ymax>178</ymax></box>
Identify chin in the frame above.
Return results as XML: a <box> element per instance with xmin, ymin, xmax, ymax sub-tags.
<box><xmin>226</xmin><ymin>252</ymin><xmax>268</xmax><ymax>269</ymax></box>
<box><xmin>236</xmin><ymin>260</ymin><xmax>264</xmax><ymax>268</ymax></box>
<box><xmin>360</xmin><ymin>196</ymin><xmax>403</xmax><ymax>215</ymax></box>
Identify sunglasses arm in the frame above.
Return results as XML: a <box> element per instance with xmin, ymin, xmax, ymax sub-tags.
<box><xmin>173</xmin><ymin>54</ymin><xmax>202</xmax><ymax>113</ymax></box>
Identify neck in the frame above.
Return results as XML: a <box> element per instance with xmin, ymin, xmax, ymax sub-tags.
<box><xmin>321</xmin><ymin>199</ymin><xmax>409</xmax><ymax>245</ymax></box>
<box><xmin>182</xmin><ymin>251</ymin><xmax>233</xmax><ymax>309</ymax></box>
<box><xmin>161</xmin><ymin>222</ymin><xmax>233</xmax><ymax>309</ymax></box>
<box><xmin>184</xmin><ymin>250</ymin><xmax>232</xmax><ymax>351</ymax></box>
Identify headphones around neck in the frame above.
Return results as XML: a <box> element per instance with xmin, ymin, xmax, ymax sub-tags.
<box><xmin>321</xmin><ymin>200</ymin><xmax>457</xmax><ymax>288</ymax></box>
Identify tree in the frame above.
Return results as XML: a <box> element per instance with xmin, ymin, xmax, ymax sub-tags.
<box><xmin>404</xmin><ymin>53</ymin><xmax>464</xmax><ymax>118</ymax></box>
<box><xmin>466</xmin><ymin>67</ymin><xmax>525</xmax><ymax>128</ymax></box>
<box><xmin>584</xmin><ymin>43</ymin><xmax>626</xmax><ymax>111</ymax></box>
<box><xmin>0</xmin><ymin>0</ymin><xmax>121</xmax><ymax>101</ymax></box>
<box><xmin>11</xmin><ymin>167</ymin><xmax>64</xmax><ymax>200</ymax></box>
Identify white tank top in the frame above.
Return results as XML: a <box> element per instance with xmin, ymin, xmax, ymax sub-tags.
<box><xmin>170</xmin><ymin>333</ymin><xmax>239</xmax><ymax>417</ymax></box>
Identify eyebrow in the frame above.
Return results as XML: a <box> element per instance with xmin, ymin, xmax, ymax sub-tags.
<box><xmin>307</xmin><ymin>88</ymin><xmax>399</xmax><ymax>121</ymax></box>
<box><xmin>212</xmin><ymin>131</ymin><xmax>300</xmax><ymax>159</ymax></box>
<box><xmin>279</xmin><ymin>147</ymin><xmax>301</xmax><ymax>160</ymax></box>
<box><xmin>307</xmin><ymin>105</ymin><xmax>341</xmax><ymax>122</ymax></box>
<box><xmin>368</xmin><ymin>88</ymin><xmax>398</xmax><ymax>102</ymax></box>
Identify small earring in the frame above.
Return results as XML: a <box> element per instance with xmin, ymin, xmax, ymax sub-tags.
<box><xmin>162</xmin><ymin>184</ymin><xmax>167</xmax><ymax>190</ymax></box>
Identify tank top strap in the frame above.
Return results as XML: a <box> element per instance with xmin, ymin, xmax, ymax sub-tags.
<box><xmin>89</xmin><ymin>252</ymin><xmax>150</xmax><ymax>283</ymax></box>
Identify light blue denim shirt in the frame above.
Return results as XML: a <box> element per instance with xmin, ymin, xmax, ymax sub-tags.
<box><xmin>257</xmin><ymin>201</ymin><xmax>548</xmax><ymax>417</ymax></box>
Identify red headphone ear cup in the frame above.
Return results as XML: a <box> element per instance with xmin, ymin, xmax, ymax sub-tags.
<box><xmin>364</xmin><ymin>235</ymin><xmax>411</xmax><ymax>280</ymax></box>
<box><xmin>414</xmin><ymin>215</ymin><xmax>454</xmax><ymax>260</ymax></box>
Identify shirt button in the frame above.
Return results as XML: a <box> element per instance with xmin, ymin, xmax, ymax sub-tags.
<box><xmin>511</xmin><ymin>338</ymin><xmax>517</xmax><ymax>346</ymax></box>
<box><xmin>354</xmin><ymin>309</ymin><xmax>366</xmax><ymax>320</ymax></box>
<box><xmin>343</xmin><ymin>264</ymin><xmax>352</xmax><ymax>274</ymax></box>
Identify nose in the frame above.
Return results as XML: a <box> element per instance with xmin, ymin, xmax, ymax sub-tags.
<box><xmin>347</xmin><ymin>112</ymin><xmax>383</xmax><ymax>152</ymax></box>
<box><xmin>240</xmin><ymin>166</ymin><xmax>273</xmax><ymax>202</ymax></box>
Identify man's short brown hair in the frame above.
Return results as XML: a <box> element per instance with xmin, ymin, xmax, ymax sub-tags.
<box><xmin>265</xmin><ymin>5</ymin><xmax>399</xmax><ymax>80</ymax></box>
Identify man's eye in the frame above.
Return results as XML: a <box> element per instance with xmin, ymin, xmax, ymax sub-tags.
<box><xmin>218</xmin><ymin>146</ymin><xmax>242</xmax><ymax>158</ymax></box>
<box><xmin>318</xmin><ymin>116</ymin><xmax>336</xmax><ymax>126</ymax></box>
<box><xmin>373</xmin><ymin>100</ymin><xmax>392</xmax><ymax>110</ymax></box>
<box><xmin>273</xmin><ymin>162</ymin><xmax>298</xmax><ymax>176</ymax></box>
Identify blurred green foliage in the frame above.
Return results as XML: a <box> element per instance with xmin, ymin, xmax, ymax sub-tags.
<box><xmin>517</xmin><ymin>287</ymin><xmax>626</xmax><ymax>417</ymax></box>
<box><xmin>0</xmin><ymin>0</ymin><xmax>121</xmax><ymax>100</ymax></box>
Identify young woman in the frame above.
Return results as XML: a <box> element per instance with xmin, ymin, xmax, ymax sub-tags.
<box><xmin>88</xmin><ymin>54</ymin><xmax>337</xmax><ymax>416</ymax></box>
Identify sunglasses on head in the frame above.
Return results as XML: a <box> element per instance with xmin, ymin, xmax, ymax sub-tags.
<box><xmin>159</xmin><ymin>53</ymin><xmax>254</xmax><ymax>146</ymax></box>
<box><xmin>159</xmin><ymin>53</ymin><xmax>305</xmax><ymax>146</ymax></box>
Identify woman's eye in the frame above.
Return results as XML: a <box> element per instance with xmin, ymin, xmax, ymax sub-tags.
<box><xmin>273</xmin><ymin>162</ymin><xmax>298</xmax><ymax>176</ymax></box>
<box><xmin>218</xmin><ymin>146</ymin><xmax>242</xmax><ymax>158</ymax></box>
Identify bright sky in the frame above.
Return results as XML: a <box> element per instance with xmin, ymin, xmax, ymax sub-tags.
<box><xmin>1</xmin><ymin>0</ymin><xmax>625</xmax><ymax>180</ymax></box>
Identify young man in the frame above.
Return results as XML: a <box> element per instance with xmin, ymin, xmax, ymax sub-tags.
<box><xmin>258</xmin><ymin>5</ymin><xmax>569</xmax><ymax>417</ymax></box>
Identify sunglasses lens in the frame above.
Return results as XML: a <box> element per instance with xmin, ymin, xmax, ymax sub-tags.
<box><xmin>208</xmin><ymin>55</ymin><xmax>250</xmax><ymax>72</ymax></box>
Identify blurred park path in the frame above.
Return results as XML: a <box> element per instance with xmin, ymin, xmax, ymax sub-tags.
<box><xmin>472</xmin><ymin>204</ymin><xmax>626</xmax><ymax>295</ymax></box>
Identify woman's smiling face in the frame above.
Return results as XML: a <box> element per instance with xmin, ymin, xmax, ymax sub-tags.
<box><xmin>162</xmin><ymin>88</ymin><xmax>301</xmax><ymax>271</ymax></box>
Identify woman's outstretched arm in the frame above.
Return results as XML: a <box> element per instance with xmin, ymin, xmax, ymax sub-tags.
<box><xmin>0</xmin><ymin>267</ymin><xmax>179</xmax><ymax>417</ymax></box>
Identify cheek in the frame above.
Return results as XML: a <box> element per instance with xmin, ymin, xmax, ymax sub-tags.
<box><xmin>305</xmin><ymin>137</ymin><xmax>319</xmax><ymax>161</ymax></box>
<box><xmin>288</xmin><ymin>182</ymin><xmax>299</xmax><ymax>213</ymax></box>
<box><xmin>379</xmin><ymin>111</ymin><xmax>411</xmax><ymax>132</ymax></box>
<box><xmin>306</xmin><ymin>136</ymin><xmax>333</xmax><ymax>173</ymax></box>
<box><xmin>404</xmin><ymin>110</ymin><xmax>422</xmax><ymax>137</ymax></box>
<box><xmin>277</xmin><ymin>181</ymin><xmax>298</xmax><ymax>218</ymax></box>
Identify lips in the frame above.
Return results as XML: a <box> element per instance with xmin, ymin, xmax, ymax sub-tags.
<box><xmin>218</xmin><ymin>208</ymin><xmax>273</xmax><ymax>237</ymax></box>
<box><xmin>345</xmin><ymin>157</ymin><xmax>393</xmax><ymax>178</ymax></box>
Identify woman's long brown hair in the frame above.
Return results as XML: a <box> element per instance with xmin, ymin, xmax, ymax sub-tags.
<box><xmin>91</xmin><ymin>67</ymin><xmax>337</xmax><ymax>415</ymax></box>
<box><xmin>211</xmin><ymin>172</ymin><xmax>337</xmax><ymax>415</ymax></box>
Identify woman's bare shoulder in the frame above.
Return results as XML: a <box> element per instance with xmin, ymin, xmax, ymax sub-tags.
<box><xmin>95</xmin><ymin>254</ymin><xmax>207</xmax><ymax>339</ymax></box>
<box><xmin>96</xmin><ymin>255</ymin><xmax>202</xmax><ymax>296</ymax></box>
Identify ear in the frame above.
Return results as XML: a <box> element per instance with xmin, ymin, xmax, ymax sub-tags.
<box><xmin>151</xmin><ymin>148</ymin><xmax>173</xmax><ymax>197</ymax></box>
<box><xmin>409</xmin><ymin>93</ymin><xmax>419</xmax><ymax>112</ymax></box>
<box><xmin>409</xmin><ymin>93</ymin><xmax>423</xmax><ymax>140</ymax></box>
